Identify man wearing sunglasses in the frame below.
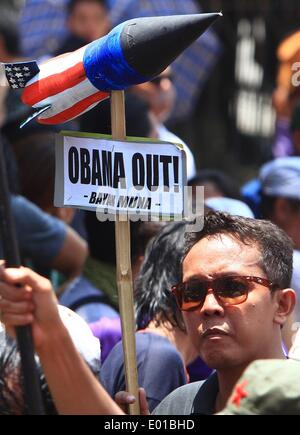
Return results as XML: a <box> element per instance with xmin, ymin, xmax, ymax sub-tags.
<box><xmin>0</xmin><ymin>212</ymin><xmax>296</xmax><ymax>415</ymax></box>
<box><xmin>152</xmin><ymin>212</ymin><xmax>296</xmax><ymax>414</ymax></box>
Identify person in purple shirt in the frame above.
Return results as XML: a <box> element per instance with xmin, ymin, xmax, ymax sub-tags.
<box><xmin>100</xmin><ymin>221</ymin><xmax>211</xmax><ymax>411</ymax></box>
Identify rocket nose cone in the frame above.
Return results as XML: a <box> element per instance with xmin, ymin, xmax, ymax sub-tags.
<box><xmin>121</xmin><ymin>13</ymin><xmax>221</xmax><ymax>78</ymax></box>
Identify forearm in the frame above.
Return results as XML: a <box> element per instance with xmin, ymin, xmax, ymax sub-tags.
<box><xmin>0</xmin><ymin>266</ymin><xmax>122</xmax><ymax>414</ymax></box>
<box><xmin>38</xmin><ymin>323</ymin><xmax>124</xmax><ymax>415</ymax></box>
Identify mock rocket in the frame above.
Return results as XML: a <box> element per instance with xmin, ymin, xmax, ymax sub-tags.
<box><xmin>0</xmin><ymin>13</ymin><xmax>221</xmax><ymax>126</ymax></box>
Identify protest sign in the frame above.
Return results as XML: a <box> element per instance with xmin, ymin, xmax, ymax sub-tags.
<box><xmin>55</xmin><ymin>131</ymin><xmax>186</xmax><ymax>219</ymax></box>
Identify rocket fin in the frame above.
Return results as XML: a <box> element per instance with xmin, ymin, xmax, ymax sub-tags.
<box><xmin>20</xmin><ymin>104</ymin><xmax>52</xmax><ymax>129</ymax></box>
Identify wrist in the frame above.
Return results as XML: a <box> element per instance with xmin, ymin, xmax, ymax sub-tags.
<box><xmin>36</xmin><ymin>319</ymin><xmax>70</xmax><ymax>355</ymax></box>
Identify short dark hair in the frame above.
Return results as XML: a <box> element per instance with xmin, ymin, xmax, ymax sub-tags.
<box><xmin>80</xmin><ymin>92</ymin><xmax>152</xmax><ymax>138</ymax></box>
<box><xmin>182</xmin><ymin>211</ymin><xmax>293</xmax><ymax>290</ymax></box>
<box><xmin>0</xmin><ymin>334</ymin><xmax>57</xmax><ymax>415</ymax></box>
<box><xmin>188</xmin><ymin>169</ymin><xmax>241</xmax><ymax>200</ymax></box>
<box><xmin>11</xmin><ymin>131</ymin><xmax>56</xmax><ymax>210</ymax></box>
<box><xmin>135</xmin><ymin>221</ymin><xmax>190</xmax><ymax>332</ymax></box>
<box><xmin>0</xmin><ymin>15</ymin><xmax>21</xmax><ymax>57</ymax></box>
<box><xmin>260</xmin><ymin>193</ymin><xmax>300</xmax><ymax>220</ymax></box>
<box><xmin>67</xmin><ymin>0</ymin><xmax>107</xmax><ymax>15</ymax></box>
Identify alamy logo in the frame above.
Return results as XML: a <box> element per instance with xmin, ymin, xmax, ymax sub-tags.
<box><xmin>95</xmin><ymin>185</ymin><xmax>205</xmax><ymax>232</ymax></box>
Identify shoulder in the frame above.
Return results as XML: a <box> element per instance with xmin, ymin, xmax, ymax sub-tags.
<box><xmin>12</xmin><ymin>195</ymin><xmax>41</xmax><ymax>217</ymax></box>
<box><xmin>104</xmin><ymin>333</ymin><xmax>179</xmax><ymax>359</ymax></box>
<box><xmin>152</xmin><ymin>372</ymin><xmax>219</xmax><ymax>415</ymax></box>
<box><xmin>101</xmin><ymin>333</ymin><xmax>183</xmax><ymax>376</ymax></box>
<box><xmin>10</xmin><ymin>195</ymin><xmax>69</xmax><ymax>264</ymax></box>
<box><xmin>152</xmin><ymin>382</ymin><xmax>205</xmax><ymax>415</ymax></box>
<box><xmin>136</xmin><ymin>333</ymin><xmax>183</xmax><ymax>363</ymax></box>
<box><xmin>12</xmin><ymin>195</ymin><xmax>65</xmax><ymax>234</ymax></box>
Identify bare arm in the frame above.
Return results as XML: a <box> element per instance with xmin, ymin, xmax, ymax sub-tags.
<box><xmin>38</xmin><ymin>324</ymin><xmax>124</xmax><ymax>415</ymax></box>
<box><xmin>0</xmin><ymin>266</ymin><xmax>123</xmax><ymax>415</ymax></box>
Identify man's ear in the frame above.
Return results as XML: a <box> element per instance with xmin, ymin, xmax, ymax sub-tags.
<box><xmin>274</xmin><ymin>288</ymin><xmax>297</xmax><ymax>326</ymax></box>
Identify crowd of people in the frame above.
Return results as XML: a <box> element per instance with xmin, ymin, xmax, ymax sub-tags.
<box><xmin>0</xmin><ymin>0</ymin><xmax>300</xmax><ymax>416</ymax></box>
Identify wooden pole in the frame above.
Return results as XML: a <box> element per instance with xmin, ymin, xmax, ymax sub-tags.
<box><xmin>110</xmin><ymin>90</ymin><xmax>140</xmax><ymax>415</ymax></box>
<box><xmin>0</xmin><ymin>139</ymin><xmax>45</xmax><ymax>415</ymax></box>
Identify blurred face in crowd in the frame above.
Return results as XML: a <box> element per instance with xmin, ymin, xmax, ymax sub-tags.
<box><xmin>180</xmin><ymin>234</ymin><xmax>294</xmax><ymax>371</ymax></box>
<box><xmin>132</xmin><ymin>67</ymin><xmax>176</xmax><ymax>123</ymax></box>
<box><xmin>68</xmin><ymin>0</ymin><xmax>111</xmax><ymax>42</ymax></box>
<box><xmin>269</xmin><ymin>198</ymin><xmax>300</xmax><ymax>250</ymax></box>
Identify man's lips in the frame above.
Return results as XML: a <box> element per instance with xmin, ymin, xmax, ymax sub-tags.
<box><xmin>202</xmin><ymin>327</ymin><xmax>230</xmax><ymax>339</ymax></box>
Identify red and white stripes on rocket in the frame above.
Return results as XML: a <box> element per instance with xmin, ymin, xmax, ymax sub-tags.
<box><xmin>21</xmin><ymin>45</ymin><xmax>109</xmax><ymax>124</ymax></box>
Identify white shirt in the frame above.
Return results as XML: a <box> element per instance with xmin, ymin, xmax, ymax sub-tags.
<box><xmin>156</xmin><ymin>123</ymin><xmax>197</xmax><ymax>181</ymax></box>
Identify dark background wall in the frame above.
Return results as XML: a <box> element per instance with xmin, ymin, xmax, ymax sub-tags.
<box><xmin>170</xmin><ymin>0</ymin><xmax>300</xmax><ymax>183</ymax></box>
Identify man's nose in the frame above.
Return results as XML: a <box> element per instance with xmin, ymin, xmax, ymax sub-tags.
<box><xmin>200</xmin><ymin>289</ymin><xmax>224</xmax><ymax>316</ymax></box>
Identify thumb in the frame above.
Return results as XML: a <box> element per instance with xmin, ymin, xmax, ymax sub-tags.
<box><xmin>114</xmin><ymin>391</ymin><xmax>136</xmax><ymax>414</ymax></box>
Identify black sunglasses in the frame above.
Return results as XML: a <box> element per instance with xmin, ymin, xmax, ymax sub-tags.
<box><xmin>171</xmin><ymin>275</ymin><xmax>278</xmax><ymax>312</ymax></box>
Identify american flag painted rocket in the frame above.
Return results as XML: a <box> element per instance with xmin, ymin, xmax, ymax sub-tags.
<box><xmin>0</xmin><ymin>13</ymin><xmax>221</xmax><ymax>126</ymax></box>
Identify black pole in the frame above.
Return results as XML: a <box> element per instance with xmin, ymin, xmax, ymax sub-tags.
<box><xmin>0</xmin><ymin>139</ymin><xmax>44</xmax><ymax>415</ymax></box>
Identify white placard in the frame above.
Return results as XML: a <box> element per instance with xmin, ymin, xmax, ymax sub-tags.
<box><xmin>55</xmin><ymin>132</ymin><xmax>186</xmax><ymax>219</ymax></box>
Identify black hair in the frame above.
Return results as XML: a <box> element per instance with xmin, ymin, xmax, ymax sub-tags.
<box><xmin>0</xmin><ymin>14</ymin><xmax>21</xmax><ymax>57</ymax></box>
<box><xmin>67</xmin><ymin>0</ymin><xmax>108</xmax><ymax>15</ymax></box>
<box><xmin>85</xmin><ymin>215</ymin><xmax>162</xmax><ymax>265</ymax></box>
<box><xmin>135</xmin><ymin>221</ymin><xmax>190</xmax><ymax>331</ymax></box>
<box><xmin>9</xmin><ymin>130</ymin><xmax>56</xmax><ymax>210</ymax></box>
<box><xmin>188</xmin><ymin>169</ymin><xmax>241</xmax><ymax>200</ymax></box>
<box><xmin>260</xmin><ymin>192</ymin><xmax>300</xmax><ymax>220</ymax></box>
<box><xmin>80</xmin><ymin>92</ymin><xmax>152</xmax><ymax>138</ymax></box>
<box><xmin>183</xmin><ymin>211</ymin><xmax>293</xmax><ymax>290</ymax></box>
<box><xmin>131</xmin><ymin>221</ymin><xmax>165</xmax><ymax>263</ymax></box>
<box><xmin>0</xmin><ymin>334</ymin><xmax>57</xmax><ymax>415</ymax></box>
